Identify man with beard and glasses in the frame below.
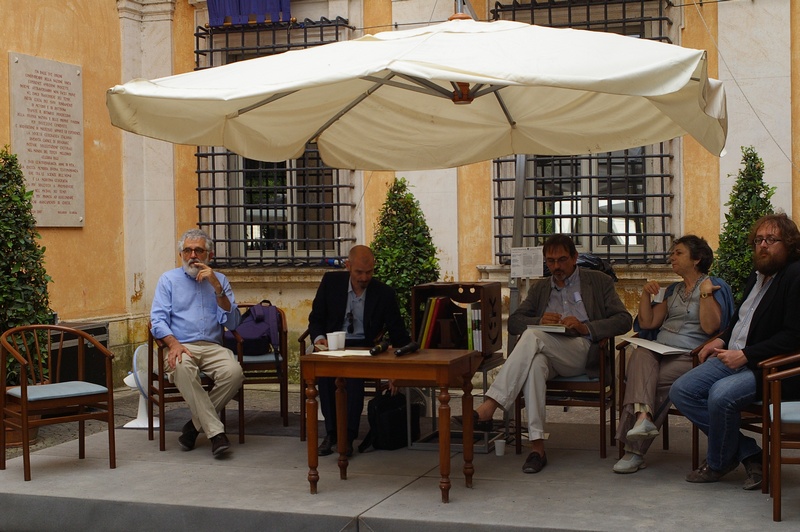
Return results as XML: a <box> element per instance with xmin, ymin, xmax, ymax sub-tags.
<box><xmin>465</xmin><ymin>234</ymin><xmax>631</xmax><ymax>474</ymax></box>
<box><xmin>150</xmin><ymin>229</ymin><xmax>244</xmax><ymax>458</ymax></box>
<box><xmin>671</xmin><ymin>214</ymin><xmax>800</xmax><ymax>490</ymax></box>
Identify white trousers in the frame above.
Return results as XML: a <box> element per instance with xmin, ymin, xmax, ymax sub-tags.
<box><xmin>487</xmin><ymin>329</ymin><xmax>590</xmax><ymax>440</ymax></box>
<box><xmin>167</xmin><ymin>341</ymin><xmax>244</xmax><ymax>438</ymax></box>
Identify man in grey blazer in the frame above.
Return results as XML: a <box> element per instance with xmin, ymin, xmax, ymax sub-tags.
<box><xmin>473</xmin><ymin>234</ymin><xmax>631</xmax><ymax>473</ymax></box>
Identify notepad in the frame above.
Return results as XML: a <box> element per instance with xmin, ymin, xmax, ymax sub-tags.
<box><xmin>624</xmin><ymin>337</ymin><xmax>687</xmax><ymax>356</ymax></box>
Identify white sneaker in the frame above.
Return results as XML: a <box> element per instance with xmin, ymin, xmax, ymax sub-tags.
<box><xmin>626</xmin><ymin>418</ymin><xmax>659</xmax><ymax>441</ymax></box>
<box><xmin>613</xmin><ymin>452</ymin><xmax>646</xmax><ymax>474</ymax></box>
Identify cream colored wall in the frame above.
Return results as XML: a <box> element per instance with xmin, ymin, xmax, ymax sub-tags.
<box><xmin>717</xmin><ymin>1</ymin><xmax>793</xmax><ymax>219</ymax></box>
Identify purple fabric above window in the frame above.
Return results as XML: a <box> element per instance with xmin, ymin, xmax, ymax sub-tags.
<box><xmin>208</xmin><ymin>0</ymin><xmax>292</xmax><ymax>26</ymax></box>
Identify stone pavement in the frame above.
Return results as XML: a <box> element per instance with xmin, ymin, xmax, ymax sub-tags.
<box><xmin>1</xmin><ymin>384</ymin><xmax>798</xmax><ymax>531</ymax></box>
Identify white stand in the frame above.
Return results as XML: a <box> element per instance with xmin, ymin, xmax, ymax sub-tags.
<box><xmin>123</xmin><ymin>372</ymin><xmax>159</xmax><ymax>429</ymax></box>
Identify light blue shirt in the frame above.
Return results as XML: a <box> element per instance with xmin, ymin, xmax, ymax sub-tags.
<box><xmin>345</xmin><ymin>283</ymin><xmax>367</xmax><ymax>341</ymax></box>
<box><xmin>546</xmin><ymin>268</ymin><xmax>590</xmax><ymax>324</ymax></box>
<box><xmin>150</xmin><ymin>267</ymin><xmax>240</xmax><ymax>344</ymax></box>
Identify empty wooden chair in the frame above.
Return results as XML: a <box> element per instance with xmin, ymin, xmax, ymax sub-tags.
<box><xmin>0</xmin><ymin>324</ymin><xmax>116</xmax><ymax>481</ymax></box>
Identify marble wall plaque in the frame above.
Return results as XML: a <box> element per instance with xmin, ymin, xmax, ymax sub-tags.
<box><xmin>9</xmin><ymin>52</ymin><xmax>85</xmax><ymax>227</ymax></box>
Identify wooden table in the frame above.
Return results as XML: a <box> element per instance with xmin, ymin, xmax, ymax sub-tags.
<box><xmin>302</xmin><ymin>348</ymin><xmax>484</xmax><ymax>503</ymax></box>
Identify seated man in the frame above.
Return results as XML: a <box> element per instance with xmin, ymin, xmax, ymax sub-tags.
<box><xmin>308</xmin><ymin>245</ymin><xmax>410</xmax><ymax>457</ymax></box>
<box><xmin>150</xmin><ymin>228</ymin><xmax>244</xmax><ymax>457</ymax></box>
<box><xmin>472</xmin><ymin>234</ymin><xmax>632</xmax><ymax>473</ymax></box>
<box><xmin>671</xmin><ymin>214</ymin><xmax>800</xmax><ymax>490</ymax></box>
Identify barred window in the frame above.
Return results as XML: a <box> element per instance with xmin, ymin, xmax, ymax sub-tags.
<box><xmin>491</xmin><ymin>0</ymin><xmax>676</xmax><ymax>265</ymax></box>
<box><xmin>193</xmin><ymin>18</ymin><xmax>355</xmax><ymax>266</ymax></box>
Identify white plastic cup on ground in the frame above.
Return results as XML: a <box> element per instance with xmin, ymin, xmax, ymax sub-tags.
<box><xmin>652</xmin><ymin>287</ymin><xmax>667</xmax><ymax>304</ymax></box>
<box><xmin>495</xmin><ymin>439</ymin><xmax>506</xmax><ymax>456</ymax></box>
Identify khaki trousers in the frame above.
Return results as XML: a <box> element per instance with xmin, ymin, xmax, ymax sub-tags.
<box><xmin>616</xmin><ymin>346</ymin><xmax>692</xmax><ymax>454</ymax></box>
<box><xmin>167</xmin><ymin>341</ymin><xmax>244</xmax><ymax>438</ymax></box>
<box><xmin>486</xmin><ymin>328</ymin><xmax>590</xmax><ymax>441</ymax></box>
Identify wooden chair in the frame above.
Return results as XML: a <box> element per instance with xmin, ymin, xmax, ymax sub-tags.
<box><xmin>0</xmin><ymin>324</ymin><xmax>116</xmax><ymax>481</ymax></box>
<box><xmin>761</xmin><ymin>352</ymin><xmax>800</xmax><ymax>521</ymax></box>
<box><xmin>513</xmin><ymin>337</ymin><xmax>616</xmax><ymax>458</ymax></box>
<box><xmin>234</xmin><ymin>302</ymin><xmax>290</xmax><ymax>442</ymax></box>
<box><xmin>146</xmin><ymin>325</ymin><xmax>244</xmax><ymax>451</ymax></box>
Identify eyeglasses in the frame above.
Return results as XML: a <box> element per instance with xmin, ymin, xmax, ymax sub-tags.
<box><xmin>753</xmin><ymin>236</ymin><xmax>782</xmax><ymax>247</ymax></box>
<box><xmin>545</xmin><ymin>256</ymin><xmax>571</xmax><ymax>266</ymax></box>
<box><xmin>346</xmin><ymin>312</ymin><xmax>354</xmax><ymax>334</ymax></box>
<box><xmin>181</xmin><ymin>247</ymin><xmax>208</xmax><ymax>255</ymax></box>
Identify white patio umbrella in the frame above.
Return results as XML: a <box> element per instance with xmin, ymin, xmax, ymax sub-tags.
<box><xmin>106</xmin><ymin>17</ymin><xmax>727</xmax><ymax>170</ymax></box>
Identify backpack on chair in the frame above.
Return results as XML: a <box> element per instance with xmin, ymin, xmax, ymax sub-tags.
<box><xmin>223</xmin><ymin>299</ymin><xmax>280</xmax><ymax>356</ymax></box>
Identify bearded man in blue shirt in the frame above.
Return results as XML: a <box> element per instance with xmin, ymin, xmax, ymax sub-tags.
<box><xmin>150</xmin><ymin>229</ymin><xmax>244</xmax><ymax>457</ymax></box>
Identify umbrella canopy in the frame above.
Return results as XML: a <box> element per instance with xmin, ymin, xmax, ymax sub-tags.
<box><xmin>107</xmin><ymin>18</ymin><xmax>727</xmax><ymax>170</ymax></box>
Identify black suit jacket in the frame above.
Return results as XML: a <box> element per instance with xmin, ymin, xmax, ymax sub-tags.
<box><xmin>721</xmin><ymin>259</ymin><xmax>800</xmax><ymax>399</ymax></box>
<box><xmin>308</xmin><ymin>270</ymin><xmax>411</xmax><ymax>348</ymax></box>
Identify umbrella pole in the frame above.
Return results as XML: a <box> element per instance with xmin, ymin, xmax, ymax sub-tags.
<box><xmin>508</xmin><ymin>154</ymin><xmax>527</xmax><ymax>353</ymax></box>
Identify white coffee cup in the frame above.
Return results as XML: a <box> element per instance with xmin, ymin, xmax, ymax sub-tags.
<box><xmin>326</xmin><ymin>331</ymin><xmax>346</xmax><ymax>350</ymax></box>
<box><xmin>326</xmin><ymin>332</ymin><xmax>342</xmax><ymax>350</ymax></box>
<box><xmin>652</xmin><ymin>287</ymin><xmax>667</xmax><ymax>304</ymax></box>
<box><xmin>495</xmin><ymin>439</ymin><xmax>506</xmax><ymax>456</ymax></box>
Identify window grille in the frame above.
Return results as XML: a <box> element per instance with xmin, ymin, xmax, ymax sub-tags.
<box><xmin>193</xmin><ymin>18</ymin><xmax>355</xmax><ymax>266</ymax></box>
<box><xmin>490</xmin><ymin>1</ymin><xmax>675</xmax><ymax>265</ymax></box>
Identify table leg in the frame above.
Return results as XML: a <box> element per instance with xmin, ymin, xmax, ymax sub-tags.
<box><xmin>305</xmin><ymin>379</ymin><xmax>319</xmax><ymax>494</ymax></box>
<box><xmin>336</xmin><ymin>377</ymin><xmax>348</xmax><ymax>479</ymax></box>
<box><xmin>462</xmin><ymin>373</ymin><xmax>474</xmax><ymax>488</ymax></box>
<box><xmin>438</xmin><ymin>385</ymin><xmax>451</xmax><ymax>503</ymax></box>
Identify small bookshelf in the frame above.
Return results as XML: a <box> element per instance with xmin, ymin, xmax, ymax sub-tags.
<box><xmin>411</xmin><ymin>282</ymin><xmax>502</xmax><ymax>355</ymax></box>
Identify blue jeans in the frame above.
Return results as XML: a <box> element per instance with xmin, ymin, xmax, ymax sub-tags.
<box><xmin>669</xmin><ymin>357</ymin><xmax>760</xmax><ymax>471</ymax></box>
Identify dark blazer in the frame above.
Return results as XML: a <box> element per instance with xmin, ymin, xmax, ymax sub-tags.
<box><xmin>308</xmin><ymin>270</ymin><xmax>411</xmax><ymax>348</ymax></box>
<box><xmin>721</xmin><ymin>259</ymin><xmax>800</xmax><ymax>399</ymax></box>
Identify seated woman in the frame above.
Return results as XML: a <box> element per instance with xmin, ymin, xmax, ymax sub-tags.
<box><xmin>613</xmin><ymin>235</ymin><xmax>734</xmax><ymax>474</ymax></box>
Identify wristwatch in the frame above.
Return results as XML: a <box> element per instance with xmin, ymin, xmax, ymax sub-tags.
<box><xmin>699</xmin><ymin>292</ymin><xmax>711</xmax><ymax>299</ymax></box>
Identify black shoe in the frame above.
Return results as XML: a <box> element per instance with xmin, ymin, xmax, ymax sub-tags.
<box><xmin>742</xmin><ymin>453</ymin><xmax>763</xmax><ymax>491</ymax></box>
<box><xmin>178</xmin><ymin>420</ymin><xmax>199</xmax><ymax>451</ymax></box>
<box><xmin>453</xmin><ymin>411</ymin><xmax>493</xmax><ymax>432</ymax></box>
<box><xmin>318</xmin><ymin>434</ymin><xmax>336</xmax><ymax>456</ymax></box>
<box><xmin>522</xmin><ymin>451</ymin><xmax>547</xmax><ymax>474</ymax></box>
<box><xmin>210</xmin><ymin>433</ymin><xmax>231</xmax><ymax>457</ymax></box>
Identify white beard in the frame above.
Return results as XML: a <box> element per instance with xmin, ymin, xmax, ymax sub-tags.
<box><xmin>182</xmin><ymin>259</ymin><xmax>201</xmax><ymax>278</ymax></box>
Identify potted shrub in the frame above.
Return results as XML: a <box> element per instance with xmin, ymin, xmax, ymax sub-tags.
<box><xmin>711</xmin><ymin>146</ymin><xmax>775</xmax><ymax>304</ymax></box>
<box><xmin>371</xmin><ymin>177</ymin><xmax>440</xmax><ymax>332</ymax></box>
<box><xmin>0</xmin><ymin>146</ymin><xmax>53</xmax><ymax>445</ymax></box>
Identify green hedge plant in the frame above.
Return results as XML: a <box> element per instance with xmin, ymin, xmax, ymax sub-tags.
<box><xmin>371</xmin><ymin>177</ymin><xmax>440</xmax><ymax>332</ymax></box>
<box><xmin>711</xmin><ymin>146</ymin><xmax>775</xmax><ymax>304</ymax></box>
<box><xmin>0</xmin><ymin>146</ymin><xmax>53</xmax><ymax>385</ymax></box>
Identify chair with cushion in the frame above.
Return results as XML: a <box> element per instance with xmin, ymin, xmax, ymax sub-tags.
<box><xmin>760</xmin><ymin>352</ymin><xmax>800</xmax><ymax>521</ymax></box>
<box><xmin>513</xmin><ymin>336</ymin><xmax>616</xmax><ymax>458</ymax></box>
<box><xmin>0</xmin><ymin>324</ymin><xmax>116</xmax><ymax>481</ymax></box>
<box><xmin>230</xmin><ymin>301</ymin><xmax>290</xmax><ymax>442</ymax></box>
<box><xmin>146</xmin><ymin>324</ymin><xmax>244</xmax><ymax>451</ymax></box>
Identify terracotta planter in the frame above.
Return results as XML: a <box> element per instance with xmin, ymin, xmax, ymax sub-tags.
<box><xmin>3</xmin><ymin>403</ymin><xmax>40</xmax><ymax>447</ymax></box>
<box><xmin>4</xmin><ymin>423</ymin><xmax>39</xmax><ymax>447</ymax></box>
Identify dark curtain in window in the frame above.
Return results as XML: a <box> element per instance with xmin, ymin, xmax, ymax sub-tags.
<box><xmin>208</xmin><ymin>0</ymin><xmax>292</xmax><ymax>27</ymax></box>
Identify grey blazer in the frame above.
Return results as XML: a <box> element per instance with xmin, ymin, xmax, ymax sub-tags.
<box><xmin>507</xmin><ymin>267</ymin><xmax>632</xmax><ymax>377</ymax></box>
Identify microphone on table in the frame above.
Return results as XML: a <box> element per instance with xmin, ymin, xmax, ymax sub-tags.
<box><xmin>369</xmin><ymin>338</ymin><xmax>390</xmax><ymax>355</ymax></box>
<box><xmin>394</xmin><ymin>341</ymin><xmax>420</xmax><ymax>357</ymax></box>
